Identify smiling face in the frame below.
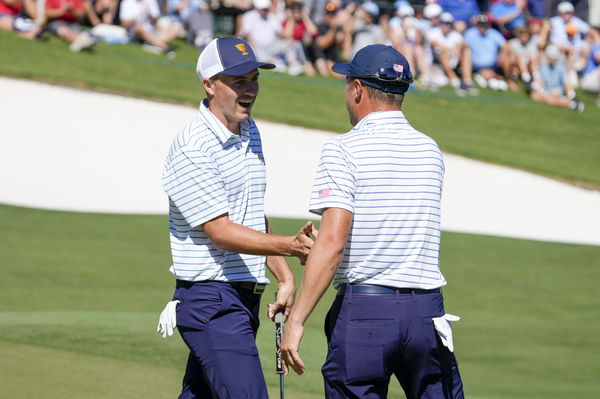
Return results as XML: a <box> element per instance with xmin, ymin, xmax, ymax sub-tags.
<box><xmin>203</xmin><ymin>70</ymin><xmax>260</xmax><ymax>134</ymax></box>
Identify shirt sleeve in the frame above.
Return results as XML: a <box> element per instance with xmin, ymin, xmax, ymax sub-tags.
<box><xmin>162</xmin><ymin>144</ymin><xmax>228</xmax><ymax>228</ymax></box>
<box><xmin>309</xmin><ymin>139</ymin><xmax>356</xmax><ymax>215</ymax></box>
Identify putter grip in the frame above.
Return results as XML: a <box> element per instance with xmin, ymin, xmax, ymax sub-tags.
<box><xmin>275</xmin><ymin>312</ymin><xmax>284</xmax><ymax>374</ymax></box>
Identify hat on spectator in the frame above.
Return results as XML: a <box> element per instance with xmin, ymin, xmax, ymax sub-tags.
<box><xmin>557</xmin><ymin>1</ymin><xmax>575</xmax><ymax>14</ymax></box>
<box><xmin>440</xmin><ymin>12</ymin><xmax>454</xmax><ymax>24</ymax></box>
<box><xmin>253</xmin><ymin>0</ymin><xmax>271</xmax><ymax>10</ymax></box>
<box><xmin>362</xmin><ymin>1</ymin><xmax>380</xmax><ymax>17</ymax></box>
<box><xmin>475</xmin><ymin>14</ymin><xmax>489</xmax><ymax>24</ymax></box>
<box><xmin>397</xmin><ymin>3</ymin><xmax>414</xmax><ymax>17</ymax></box>
<box><xmin>423</xmin><ymin>3</ymin><xmax>442</xmax><ymax>19</ymax></box>
<box><xmin>545</xmin><ymin>44</ymin><xmax>561</xmax><ymax>59</ymax></box>
<box><xmin>197</xmin><ymin>37</ymin><xmax>275</xmax><ymax>79</ymax></box>
<box><xmin>325</xmin><ymin>2</ymin><xmax>337</xmax><ymax>14</ymax></box>
<box><xmin>565</xmin><ymin>23</ymin><xmax>577</xmax><ymax>35</ymax></box>
<box><xmin>332</xmin><ymin>44</ymin><xmax>414</xmax><ymax>94</ymax></box>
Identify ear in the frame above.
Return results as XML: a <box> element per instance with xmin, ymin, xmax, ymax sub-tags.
<box><xmin>202</xmin><ymin>78</ymin><xmax>216</xmax><ymax>96</ymax></box>
<box><xmin>352</xmin><ymin>79</ymin><xmax>364</xmax><ymax>104</ymax></box>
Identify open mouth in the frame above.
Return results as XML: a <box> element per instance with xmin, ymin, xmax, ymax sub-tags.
<box><xmin>238</xmin><ymin>100</ymin><xmax>253</xmax><ymax>109</ymax></box>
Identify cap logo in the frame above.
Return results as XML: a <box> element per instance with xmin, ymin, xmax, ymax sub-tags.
<box><xmin>393</xmin><ymin>64</ymin><xmax>404</xmax><ymax>73</ymax></box>
<box><xmin>235</xmin><ymin>44</ymin><xmax>249</xmax><ymax>55</ymax></box>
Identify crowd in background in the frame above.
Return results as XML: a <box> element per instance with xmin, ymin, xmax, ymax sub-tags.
<box><xmin>1</xmin><ymin>0</ymin><xmax>599</xmax><ymax>110</ymax></box>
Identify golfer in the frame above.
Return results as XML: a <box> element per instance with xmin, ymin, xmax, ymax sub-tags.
<box><xmin>158</xmin><ymin>36</ymin><xmax>315</xmax><ymax>399</ymax></box>
<box><xmin>281</xmin><ymin>44</ymin><xmax>465</xmax><ymax>398</ymax></box>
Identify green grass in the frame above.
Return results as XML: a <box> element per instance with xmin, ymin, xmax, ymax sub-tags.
<box><xmin>1</xmin><ymin>31</ymin><xmax>599</xmax><ymax>187</ymax></box>
<box><xmin>1</xmin><ymin>204</ymin><xmax>599</xmax><ymax>398</ymax></box>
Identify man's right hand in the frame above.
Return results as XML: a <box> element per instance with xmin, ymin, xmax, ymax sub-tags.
<box><xmin>290</xmin><ymin>221</ymin><xmax>319</xmax><ymax>264</ymax></box>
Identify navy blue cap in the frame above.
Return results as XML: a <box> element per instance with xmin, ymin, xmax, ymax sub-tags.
<box><xmin>332</xmin><ymin>44</ymin><xmax>413</xmax><ymax>94</ymax></box>
<box><xmin>197</xmin><ymin>37</ymin><xmax>275</xmax><ymax>79</ymax></box>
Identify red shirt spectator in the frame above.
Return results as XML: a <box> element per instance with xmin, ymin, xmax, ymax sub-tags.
<box><xmin>45</xmin><ymin>0</ymin><xmax>85</xmax><ymax>22</ymax></box>
<box><xmin>0</xmin><ymin>0</ymin><xmax>21</xmax><ymax>15</ymax></box>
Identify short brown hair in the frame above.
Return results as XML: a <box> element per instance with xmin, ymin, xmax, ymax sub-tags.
<box><xmin>363</xmin><ymin>83</ymin><xmax>404</xmax><ymax>106</ymax></box>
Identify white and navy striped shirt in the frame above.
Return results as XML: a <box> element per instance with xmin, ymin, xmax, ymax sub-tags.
<box><xmin>309</xmin><ymin>111</ymin><xmax>447</xmax><ymax>290</ymax></box>
<box><xmin>162</xmin><ymin>100</ymin><xmax>268</xmax><ymax>283</ymax></box>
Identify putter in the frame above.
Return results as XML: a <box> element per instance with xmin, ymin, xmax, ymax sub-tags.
<box><xmin>274</xmin><ymin>293</ymin><xmax>285</xmax><ymax>399</ymax></box>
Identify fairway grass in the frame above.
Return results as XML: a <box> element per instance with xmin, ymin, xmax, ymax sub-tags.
<box><xmin>1</xmin><ymin>31</ymin><xmax>600</xmax><ymax>188</ymax></box>
<box><xmin>1</xmin><ymin>204</ymin><xmax>599</xmax><ymax>398</ymax></box>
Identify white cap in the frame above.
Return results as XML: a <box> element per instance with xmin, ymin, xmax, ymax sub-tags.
<box><xmin>397</xmin><ymin>4</ymin><xmax>414</xmax><ymax>17</ymax></box>
<box><xmin>423</xmin><ymin>3</ymin><xmax>442</xmax><ymax>19</ymax></box>
<box><xmin>440</xmin><ymin>12</ymin><xmax>454</xmax><ymax>23</ymax></box>
<box><xmin>545</xmin><ymin>44</ymin><xmax>561</xmax><ymax>59</ymax></box>
<box><xmin>557</xmin><ymin>1</ymin><xmax>575</xmax><ymax>13</ymax></box>
<box><xmin>253</xmin><ymin>0</ymin><xmax>271</xmax><ymax>10</ymax></box>
<box><xmin>362</xmin><ymin>1</ymin><xmax>379</xmax><ymax>16</ymax></box>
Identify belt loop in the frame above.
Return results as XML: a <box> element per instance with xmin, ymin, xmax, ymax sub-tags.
<box><xmin>347</xmin><ymin>284</ymin><xmax>353</xmax><ymax>304</ymax></box>
<box><xmin>411</xmin><ymin>289</ymin><xmax>416</xmax><ymax>303</ymax></box>
<box><xmin>395</xmin><ymin>288</ymin><xmax>400</xmax><ymax>303</ymax></box>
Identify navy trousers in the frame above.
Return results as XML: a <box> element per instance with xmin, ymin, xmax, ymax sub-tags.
<box><xmin>322</xmin><ymin>287</ymin><xmax>464</xmax><ymax>399</ymax></box>
<box><xmin>173</xmin><ymin>280</ymin><xmax>268</xmax><ymax>399</ymax></box>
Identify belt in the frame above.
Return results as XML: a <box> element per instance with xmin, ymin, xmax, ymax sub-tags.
<box><xmin>337</xmin><ymin>283</ymin><xmax>440</xmax><ymax>296</ymax></box>
<box><xmin>176</xmin><ymin>280</ymin><xmax>266</xmax><ymax>295</ymax></box>
<box><xmin>229</xmin><ymin>281</ymin><xmax>267</xmax><ymax>294</ymax></box>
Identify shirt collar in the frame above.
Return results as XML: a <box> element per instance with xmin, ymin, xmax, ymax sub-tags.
<box><xmin>353</xmin><ymin>110</ymin><xmax>406</xmax><ymax>131</ymax></box>
<box><xmin>199</xmin><ymin>99</ymin><xmax>251</xmax><ymax>143</ymax></box>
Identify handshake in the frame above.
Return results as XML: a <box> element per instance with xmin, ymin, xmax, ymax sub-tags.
<box><xmin>156</xmin><ymin>220</ymin><xmax>318</xmax><ymax>338</ymax></box>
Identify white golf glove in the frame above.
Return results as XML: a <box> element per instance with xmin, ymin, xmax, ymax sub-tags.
<box><xmin>156</xmin><ymin>300</ymin><xmax>180</xmax><ymax>338</ymax></box>
<box><xmin>432</xmin><ymin>313</ymin><xmax>460</xmax><ymax>352</ymax></box>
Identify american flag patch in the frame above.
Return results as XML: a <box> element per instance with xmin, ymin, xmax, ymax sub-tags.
<box><xmin>318</xmin><ymin>188</ymin><xmax>330</xmax><ymax>198</ymax></box>
<box><xmin>393</xmin><ymin>64</ymin><xmax>404</xmax><ymax>73</ymax></box>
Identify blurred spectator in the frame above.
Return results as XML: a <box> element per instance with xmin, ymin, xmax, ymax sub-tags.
<box><xmin>240</xmin><ymin>0</ymin><xmax>305</xmax><ymax>74</ymax></box>
<box><xmin>388</xmin><ymin>3</ymin><xmax>432</xmax><ymax>88</ymax></box>
<box><xmin>564</xmin><ymin>22</ymin><xmax>590</xmax><ymax>85</ymax></box>
<box><xmin>120</xmin><ymin>0</ymin><xmax>178</xmax><ymax>57</ymax></box>
<box><xmin>0</xmin><ymin>0</ymin><xmax>39</xmax><ymax>38</ymax></box>
<box><xmin>165</xmin><ymin>0</ymin><xmax>213</xmax><ymax>50</ymax></box>
<box><xmin>283</xmin><ymin>1</ymin><xmax>319</xmax><ymax>75</ymax></box>
<box><xmin>526</xmin><ymin>0</ymin><xmax>545</xmax><ymax>19</ymax></box>
<box><xmin>580</xmin><ymin>37</ymin><xmax>600</xmax><ymax>107</ymax></box>
<box><xmin>343</xmin><ymin>1</ymin><xmax>384</xmax><ymax>59</ymax></box>
<box><xmin>84</xmin><ymin>0</ymin><xmax>118</xmax><ymax>26</ymax></box>
<box><xmin>530</xmin><ymin>44</ymin><xmax>585</xmax><ymax>112</ymax></box>
<box><xmin>548</xmin><ymin>2</ymin><xmax>590</xmax><ymax>47</ymax></box>
<box><xmin>313</xmin><ymin>1</ymin><xmax>345</xmax><ymax>76</ymax></box>
<box><xmin>490</xmin><ymin>0</ymin><xmax>527</xmax><ymax>37</ymax></box>
<box><xmin>507</xmin><ymin>25</ymin><xmax>539</xmax><ymax>86</ymax></box>
<box><xmin>464</xmin><ymin>14</ymin><xmax>512</xmax><ymax>90</ymax></box>
<box><xmin>428</xmin><ymin>12</ymin><xmax>478</xmax><ymax>94</ymax></box>
<box><xmin>438</xmin><ymin>0</ymin><xmax>480</xmax><ymax>33</ymax></box>
<box><xmin>44</xmin><ymin>0</ymin><xmax>97</xmax><ymax>51</ymax></box>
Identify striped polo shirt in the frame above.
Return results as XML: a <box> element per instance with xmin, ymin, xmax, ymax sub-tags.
<box><xmin>309</xmin><ymin>111</ymin><xmax>447</xmax><ymax>290</ymax></box>
<box><xmin>162</xmin><ymin>100</ymin><xmax>268</xmax><ymax>283</ymax></box>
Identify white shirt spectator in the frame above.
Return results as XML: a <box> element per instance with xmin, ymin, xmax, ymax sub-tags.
<box><xmin>549</xmin><ymin>15</ymin><xmax>589</xmax><ymax>47</ymax></box>
<box><xmin>239</xmin><ymin>9</ymin><xmax>282</xmax><ymax>49</ymax></box>
<box><xmin>120</xmin><ymin>0</ymin><xmax>160</xmax><ymax>24</ymax></box>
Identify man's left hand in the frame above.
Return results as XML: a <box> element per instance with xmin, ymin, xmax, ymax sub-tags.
<box><xmin>156</xmin><ymin>300</ymin><xmax>180</xmax><ymax>338</ymax></box>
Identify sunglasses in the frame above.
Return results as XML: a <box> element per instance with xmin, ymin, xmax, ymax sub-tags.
<box><xmin>349</xmin><ymin>67</ymin><xmax>414</xmax><ymax>85</ymax></box>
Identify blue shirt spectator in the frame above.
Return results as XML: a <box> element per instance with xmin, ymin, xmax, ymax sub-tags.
<box><xmin>526</xmin><ymin>0</ymin><xmax>545</xmax><ymax>18</ymax></box>
<box><xmin>583</xmin><ymin>44</ymin><xmax>600</xmax><ymax>76</ymax></box>
<box><xmin>490</xmin><ymin>0</ymin><xmax>526</xmax><ymax>33</ymax></box>
<box><xmin>464</xmin><ymin>22</ymin><xmax>506</xmax><ymax>69</ymax></box>
<box><xmin>540</xmin><ymin>56</ymin><xmax>567</xmax><ymax>94</ymax></box>
<box><xmin>438</xmin><ymin>0</ymin><xmax>479</xmax><ymax>23</ymax></box>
